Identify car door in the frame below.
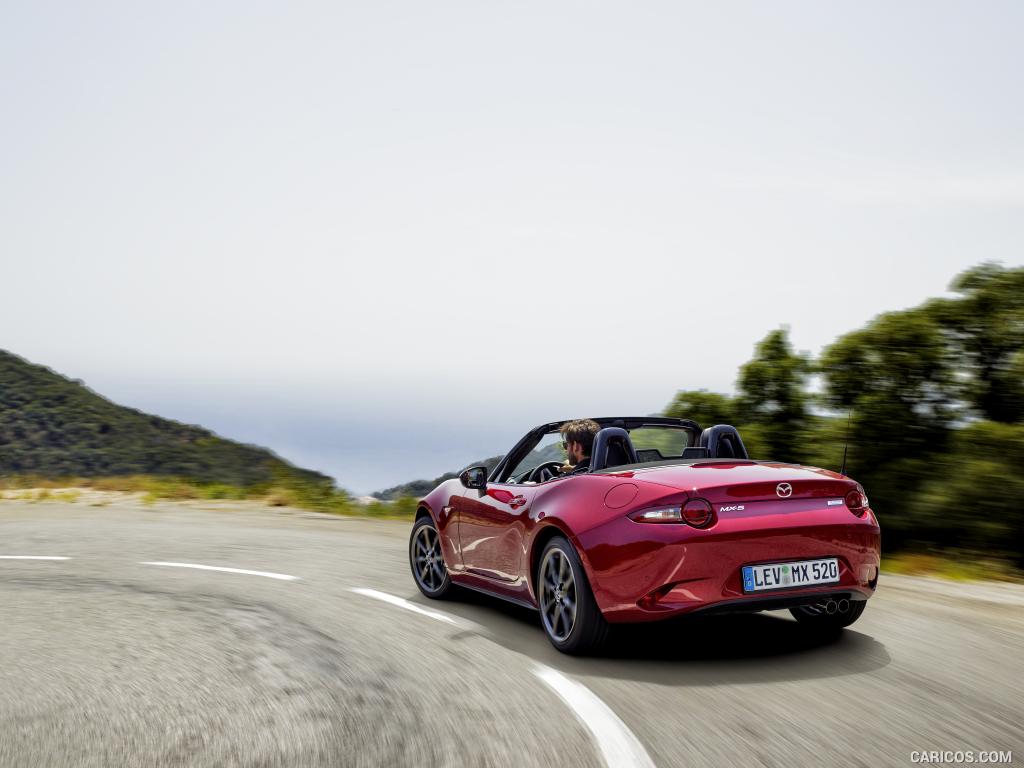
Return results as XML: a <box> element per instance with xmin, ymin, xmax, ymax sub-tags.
<box><xmin>457</xmin><ymin>430</ymin><xmax>565</xmax><ymax>583</ymax></box>
<box><xmin>457</xmin><ymin>482</ymin><xmax>538</xmax><ymax>583</ymax></box>
<box><xmin>435</xmin><ymin>484</ymin><xmax>468</xmax><ymax>573</ymax></box>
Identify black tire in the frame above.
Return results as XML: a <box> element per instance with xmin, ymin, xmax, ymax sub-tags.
<box><xmin>536</xmin><ymin>537</ymin><xmax>609</xmax><ymax>655</ymax></box>
<box><xmin>789</xmin><ymin>598</ymin><xmax>866</xmax><ymax>629</ymax></box>
<box><xmin>409</xmin><ymin>516</ymin><xmax>453</xmax><ymax>599</ymax></box>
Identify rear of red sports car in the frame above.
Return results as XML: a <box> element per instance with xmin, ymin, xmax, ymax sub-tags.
<box><xmin>573</xmin><ymin>461</ymin><xmax>880</xmax><ymax>624</ymax></box>
<box><xmin>411</xmin><ymin>416</ymin><xmax>881</xmax><ymax>655</ymax></box>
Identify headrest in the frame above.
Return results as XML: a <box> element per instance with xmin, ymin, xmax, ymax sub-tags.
<box><xmin>698</xmin><ymin>425</ymin><xmax>750</xmax><ymax>460</ymax></box>
<box><xmin>590</xmin><ymin>427</ymin><xmax>639</xmax><ymax>471</ymax></box>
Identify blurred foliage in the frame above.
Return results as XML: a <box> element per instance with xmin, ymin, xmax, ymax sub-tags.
<box><xmin>819</xmin><ymin>308</ymin><xmax>958</xmax><ymax>473</ymax></box>
<box><xmin>666</xmin><ymin>332</ymin><xmax>812</xmax><ymax>463</ymax></box>
<box><xmin>900</xmin><ymin>422</ymin><xmax>1024</xmax><ymax>561</ymax></box>
<box><xmin>882</xmin><ymin>551</ymin><xmax>1024</xmax><ymax>583</ymax></box>
<box><xmin>362</xmin><ymin>495</ymin><xmax>420</xmax><ymax>518</ymax></box>
<box><xmin>928</xmin><ymin>263</ymin><xmax>1024</xmax><ymax>424</ymax></box>
<box><xmin>664</xmin><ymin>389</ymin><xmax>739</xmax><ymax>427</ymax></box>
<box><xmin>737</xmin><ymin>328</ymin><xmax>812</xmax><ymax>463</ymax></box>
<box><xmin>0</xmin><ymin>473</ymin><xmax>357</xmax><ymax>515</ymax></box>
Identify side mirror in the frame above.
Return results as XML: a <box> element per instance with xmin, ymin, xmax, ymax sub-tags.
<box><xmin>459</xmin><ymin>466</ymin><xmax>488</xmax><ymax>490</ymax></box>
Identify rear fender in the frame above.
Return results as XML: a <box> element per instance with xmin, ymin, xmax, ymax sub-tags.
<box><xmin>526</xmin><ymin>476</ymin><xmax>685</xmax><ymax>600</ymax></box>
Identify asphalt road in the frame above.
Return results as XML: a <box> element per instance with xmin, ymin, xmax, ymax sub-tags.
<box><xmin>1</xmin><ymin>500</ymin><xmax>1021</xmax><ymax>768</ymax></box>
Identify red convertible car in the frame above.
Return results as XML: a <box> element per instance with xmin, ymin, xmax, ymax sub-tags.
<box><xmin>409</xmin><ymin>417</ymin><xmax>880</xmax><ymax>654</ymax></box>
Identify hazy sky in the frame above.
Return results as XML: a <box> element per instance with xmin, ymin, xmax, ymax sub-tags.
<box><xmin>2</xmin><ymin>1</ymin><xmax>1022</xmax><ymax>492</ymax></box>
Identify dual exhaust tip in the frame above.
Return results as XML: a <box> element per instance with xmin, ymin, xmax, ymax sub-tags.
<box><xmin>823</xmin><ymin>598</ymin><xmax>850</xmax><ymax>614</ymax></box>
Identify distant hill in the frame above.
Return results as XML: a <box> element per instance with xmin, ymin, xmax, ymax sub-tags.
<box><xmin>373</xmin><ymin>455</ymin><xmax>504</xmax><ymax>500</ymax></box>
<box><xmin>0</xmin><ymin>349</ymin><xmax>331</xmax><ymax>487</ymax></box>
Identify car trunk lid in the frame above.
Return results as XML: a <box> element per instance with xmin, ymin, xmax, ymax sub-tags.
<box><xmin>617</xmin><ymin>460</ymin><xmax>857</xmax><ymax>505</ymax></box>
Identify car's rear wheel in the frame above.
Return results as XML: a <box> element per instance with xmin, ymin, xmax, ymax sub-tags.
<box><xmin>410</xmin><ymin>516</ymin><xmax>453</xmax><ymax>599</ymax></box>
<box><xmin>537</xmin><ymin>537</ymin><xmax>609</xmax><ymax>655</ymax></box>
<box><xmin>789</xmin><ymin>597</ymin><xmax>866</xmax><ymax>629</ymax></box>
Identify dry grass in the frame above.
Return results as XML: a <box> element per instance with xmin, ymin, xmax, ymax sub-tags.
<box><xmin>0</xmin><ymin>474</ymin><xmax>420</xmax><ymax>519</ymax></box>
<box><xmin>883</xmin><ymin>551</ymin><xmax>1024</xmax><ymax>583</ymax></box>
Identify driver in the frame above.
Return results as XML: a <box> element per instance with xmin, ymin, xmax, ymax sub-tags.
<box><xmin>559</xmin><ymin>419</ymin><xmax>600</xmax><ymax>475</ymax></box>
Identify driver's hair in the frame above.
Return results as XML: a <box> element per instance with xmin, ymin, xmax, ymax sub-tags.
<box><xmin>559</xmin><ymin>419</ymin><xmax>601</xmax><ymax>456</ymax></box>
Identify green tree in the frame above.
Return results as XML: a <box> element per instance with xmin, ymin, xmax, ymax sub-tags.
<box><xmin>663</xmin><ymin>389</ymin><xmax>738</xmax><ymax>428</ymax></box>
<box><xmin>926</xmin><ymin>263</ymin><xmax>1024</xmax><ymax>424</ymax></box>
<box><xmin>819</xmin><ymin>309</ymin><xmax>959</xmax><ymax>472</ymax></box>
<box><xmin>736</xmin><ymin>328</ymin><xmax>811</xmax><ymax>463</ymax></box>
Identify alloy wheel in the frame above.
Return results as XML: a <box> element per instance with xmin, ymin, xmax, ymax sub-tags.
<box><xmin>539</xmin><ymin>548</ymin><xmax>577</xmax><ymax>642</ymax></box>
<box><xmin>412</xmin><ymin>523</ymin><xmax>446</xmax><ymax>593</ymax></box>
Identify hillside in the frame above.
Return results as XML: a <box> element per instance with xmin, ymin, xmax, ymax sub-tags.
<box><xmin>373</xmin><ymin>455</ymin><xmax>503</xmax><ymax>500</ymax></box>
<box><xmin>0</xmin><ymin>349</ymin><xmax>331</xmax><ymax>487</ymax></box>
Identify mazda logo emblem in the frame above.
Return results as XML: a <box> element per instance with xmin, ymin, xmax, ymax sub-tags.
<box><xmin>776</xmin><ymin>483</ymin><xmax>793</xmax><ymax>498</ymax></box>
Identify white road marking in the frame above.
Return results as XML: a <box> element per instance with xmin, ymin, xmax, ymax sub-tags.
<box><xmin>0</xmin><ymin>555</ymin><xmax>70</xmax><ymax>560</ymax></box>
<box><xmin>533</xmin><ymin>664</ymin><xmax>656</xmax><ymax>768</ymax></box>
<box><xmin>349</xmin><ymin>588</ymin><xmax>480</xmax><ymax>631</ymax></box>
<box><xmin>140</xmin><ymin>562</ymin><xmax>300</xmax><ymax>581</ymax></box>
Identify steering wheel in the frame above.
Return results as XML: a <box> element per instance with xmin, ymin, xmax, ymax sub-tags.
<box><xmin>526</xmin><ymin>461</ymin><xmax>565</xmax><ymax>484</ymax></box>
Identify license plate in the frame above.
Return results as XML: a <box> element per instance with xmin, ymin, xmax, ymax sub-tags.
<box><xmin>742</xmin><ymin>558</ymin><xmax>839</xmax><ymax>593</ymax></box>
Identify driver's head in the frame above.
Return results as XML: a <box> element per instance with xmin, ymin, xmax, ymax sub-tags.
<box><xmin>560</xmin><ymin>419</ymin><xmax>600</xmax><ymax>465</ymax></box>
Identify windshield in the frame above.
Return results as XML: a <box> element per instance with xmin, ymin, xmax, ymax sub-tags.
<box><xmin>507</xmin><ymin>432</ymin><xmax>567</xmax><ymax>480</ymax></box>
<box><xmin>499</xmin><ymin>421</ymin><xmax>698</xmax><ymax>483</ymax></box>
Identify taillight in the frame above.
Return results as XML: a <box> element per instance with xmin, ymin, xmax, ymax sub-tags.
<box><xmin>629</xmin><ymin>499</ymin><xmax>715</xmax><ymax>528</ymax></box>
<box><xmin>682</xmin><ymin>498</ymin><xmax>714</xmax><ymax>528</ymax></box>
<box><xmin>629</xmin><ymin>505</ymin><xmax>682</xmax><ymax>523</ymax></box>
<box><xmin>845</xmin><ymin>488</ymin><xmax>867</xmax><ymax>516</ymax></box>
<box><xmin>626</xmin><ymin>499</ymin><xmax>716</xmax><ymax>528</ymax></box>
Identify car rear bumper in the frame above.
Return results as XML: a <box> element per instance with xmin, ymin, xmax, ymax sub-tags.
<box><xmin>687</xmin><ymin>587</ymin><xmax>869</xmax><ymax>617</ymax></box>
<box><xmin>574</xmin><ymin>510</ymin><xmax>881</xmax><ymax>623</ymax></box>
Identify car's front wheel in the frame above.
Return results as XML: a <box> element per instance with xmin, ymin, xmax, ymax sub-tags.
<box><xmin>409</xmin><ymin>516</ymin><xmax>453</xmax><ymax>599</ymax></box>
<box><xmin>789</xmin><ymin>597</ymin><xmax>866</xmax><ymax>629</ymax></box>
<box><xmin>537</xmin><ymin>537</ymin><xmax>609</xmax><ymax>654</ymax></box>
